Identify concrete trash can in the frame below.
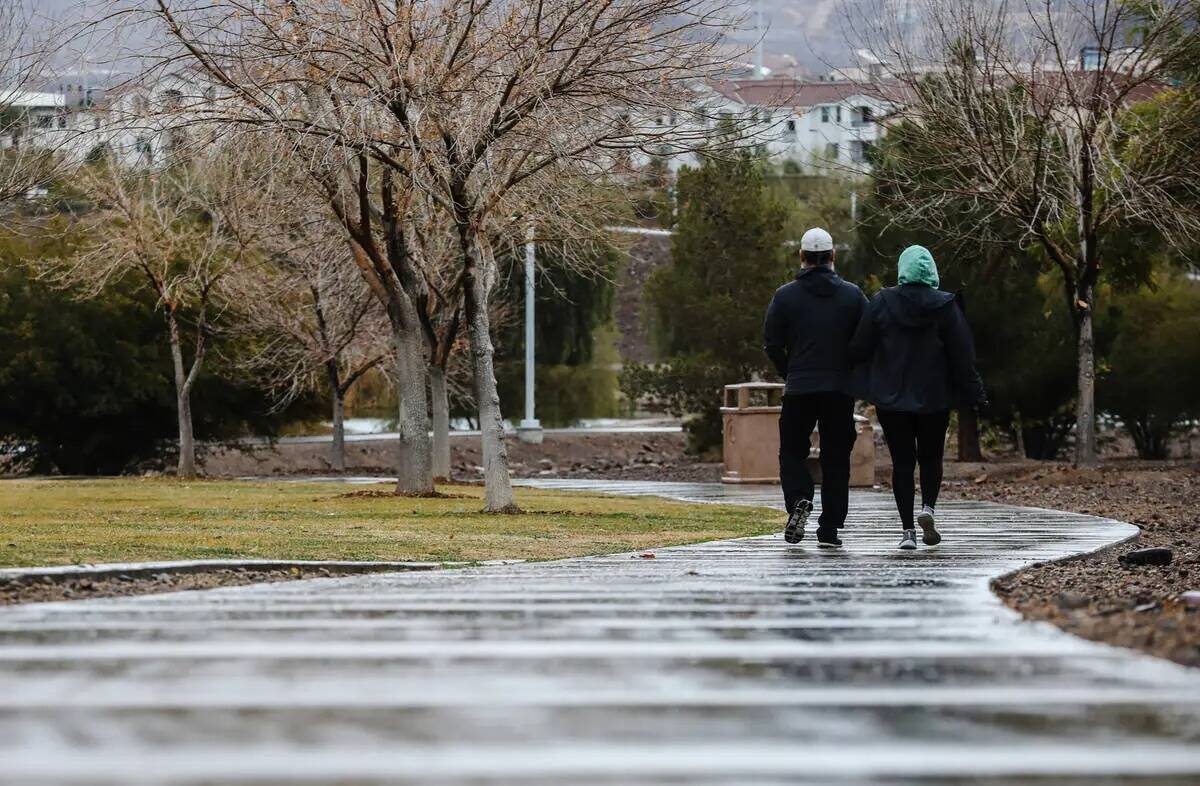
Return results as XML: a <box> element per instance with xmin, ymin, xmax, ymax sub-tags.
<box><xmin>720</xmin><ymin>382</ymin><xmax>875</xmax><ymax>487</ymax></box>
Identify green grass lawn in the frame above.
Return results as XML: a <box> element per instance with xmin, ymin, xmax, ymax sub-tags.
<box><xmin>0</xmin><ymin>479</ymin><xmax>778</xmax><ymax>568</ymax></box>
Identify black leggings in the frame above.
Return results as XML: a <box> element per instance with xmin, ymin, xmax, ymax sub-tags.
<box><xmin>877</xmin><ymin>409</ymin><xmax>951</xmax><ymax>530</ymax></box>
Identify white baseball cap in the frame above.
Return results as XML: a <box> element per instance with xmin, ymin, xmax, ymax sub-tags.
<box><xmin>800</xmin><ymin>227</ymin><xmax>834</xmax><ymax>252</ymax></box>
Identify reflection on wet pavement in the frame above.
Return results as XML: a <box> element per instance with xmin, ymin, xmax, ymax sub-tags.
<box><xmin>0</xmin><ymin>480</ymin><xmax>1197</xmax><ymax>784</ymax></box>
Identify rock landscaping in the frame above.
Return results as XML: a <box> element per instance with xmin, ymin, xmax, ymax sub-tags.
<box><xmin>949</xmin><ymin>462</ymin><xmax>1200</xmax><ymax>669</ymax></box>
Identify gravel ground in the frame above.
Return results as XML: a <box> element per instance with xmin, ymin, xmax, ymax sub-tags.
<box><xmin>504</xmin><ymin>460</ymin><xmax>725</xmax><ymax>483</ymax></box>
<box><xmin>941</xmin><ymin>462</ymin><xmax>1200</xmax><ymax>669</ymax></box>
<box><xmin>453</xmin><ymin>432</ymin><xmax>724</xmax><ymax>482</ymax></box>
<box><xmin>0</xmin><ymin>566</ymin><xmax>358</xmax><ymax>606</ymax></box>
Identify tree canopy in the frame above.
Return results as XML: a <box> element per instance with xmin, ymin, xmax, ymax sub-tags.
<box><xmin>624</xmin><ymin>148</ymin><xmax>791</xmax><ymax>453</ymax></box>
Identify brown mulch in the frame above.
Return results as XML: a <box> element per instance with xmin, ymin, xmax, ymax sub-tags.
<box><xmin>524</xmin><ymin>461</ymin><xmax>725</xmax><ymax>483</ymax></box>
<box><xmin>941</xmin><ymin>461</ymin><xmax>1200</xmax><ymax>669</ymax></box>
<box><xmin>0</xmin><ymin>566</ymin><xmax>349</xmax><ymax>606</ymax></box>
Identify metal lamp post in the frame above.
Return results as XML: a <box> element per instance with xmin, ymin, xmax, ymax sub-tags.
<box><xmin>517</xmin><ymin>225</ymin><xmax>544</xmax><ymax>444</ymax></box>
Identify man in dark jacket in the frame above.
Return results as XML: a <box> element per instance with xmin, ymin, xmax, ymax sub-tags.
<box><xmin>763</xmin><ymin>227</ymin><xmax>868</xmax><ymax>548</ymax></box>
<box><xmin>850</xmin><ymin>245</ymin><xmax>986</xmax><ymax>550</ymax></box>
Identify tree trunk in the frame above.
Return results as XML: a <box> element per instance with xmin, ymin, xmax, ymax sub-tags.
<box><xmin>167</xmin><ymin>314</ymin><xmax>197</xmax><ymax>480</ymax></box>
<box><xmin>394</xmin><ymin>321</ymin><xmax>434</xmax><ymax>494</ymax></box>
<box><xmin>330</xmin><ymin>388</ymin><xmax>346</xmax><ymax>472</ymax></box>
<box><xmin>1073</xmin><ymin>290</ymin><xmax>1099</xmax><ymax>467</ymax></box>
<box><xmin>957</xmin><ymin>407</ymin><xmax>983</xmax><ymax>462</ymax></box>
<box><xmin>325</xmin><ymin>360</ymin><xmax>346</xmax><ymax>472</ymax></box>
<box><xmin>430</xmin><ymin>365</ymin><xmax>452</xmax><ymax>481</ymax></box>
<box><xmin>175</xmin><ymin>386</ymin><xmax>196</xmax><ymax>479</ymax></box>
<box><xmin>464</xmin><ymin>266</ymin><xmax>517</xmax><ymax>512</ymax></box>
<box><xmin>1128</xmin><ymin>416</ymin><xmax>1170</xmax><ymax>461</ymax></box>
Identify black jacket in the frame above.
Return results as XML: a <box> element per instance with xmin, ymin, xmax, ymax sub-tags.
<box><xmin>850</xmin><ymin>284</ymin><xmax>986</xmax><ymax>413</ymax></box>
<box><xmin>763</xmin><ymin>266</ymin><xmax>868</xmax><ymax>396</ymax></box>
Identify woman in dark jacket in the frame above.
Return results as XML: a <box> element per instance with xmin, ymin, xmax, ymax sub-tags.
<box><xmin>851</xmin><ymin>245</ymin><xmax>986</xmax><ymax>550</ymax></box>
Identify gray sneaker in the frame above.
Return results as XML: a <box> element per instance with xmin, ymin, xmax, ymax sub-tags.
<box><xmin>784</xmin><ymin>499</ymin><xmax>813</xmax><ymax>544</ymax></box>
<box><xmin>917</xmin><ymin>506</ymin><xmax>942</xmax><ymax>545</ymax></box>
<box><xmin>898</xmin><ymin>529</ymin><xmax>918</xmax><ymax>550</ymax></box>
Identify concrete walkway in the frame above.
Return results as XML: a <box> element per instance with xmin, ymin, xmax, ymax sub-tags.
<box><xmin>1</xmin><ymin>481</ymin><xmax>1199</xmax><ymax>784</ymax></box>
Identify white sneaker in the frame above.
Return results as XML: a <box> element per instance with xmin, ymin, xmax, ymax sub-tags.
<box><xmin>917</xmin><ymin>506</ymin><xmax>942</xmax><ymax>546</ymax></box>
<box><xmin>898</xmin><ymin>529</ymin><xmax>918</xmax><ymax>550</ymax></box>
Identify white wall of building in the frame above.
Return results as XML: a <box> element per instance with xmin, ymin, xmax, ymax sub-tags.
<box><xmin>6</xmin><ymin>75</ymin><xmax>893</xmax><ymax>188</ymax></box>
<box><xmin>751</xmin><ymin>94</ymin><xmax>889</xmax><ymax>172</ymax></box>
<box><xmin>0</xmin><ymin>75</ymin><xmax>217</xmax><ymax>169</ymax></box>
<box><xmin>636</xmin><ymin>81</ymin><xmax>894</xmax><ymax>177</ymax></box>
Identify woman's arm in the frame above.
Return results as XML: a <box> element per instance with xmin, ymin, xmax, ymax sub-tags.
<box><xmin>942</xmin><ymin>299</ymin><xmax>987</xmax><ymax>406</ymax></box>
<box><xmin>848</xmin><ymin>295</ymin><xmax>879</xmax><ymax>364</ymax></box>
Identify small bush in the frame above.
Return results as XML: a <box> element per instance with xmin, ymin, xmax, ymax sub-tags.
<box><xmin>1100</xmin><ymin>275</ymin><xmax>1200</xmax><ymax>458</ymax></box>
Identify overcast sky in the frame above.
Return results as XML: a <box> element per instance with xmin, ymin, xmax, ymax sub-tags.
<box><xmin>22</xmin><ymin>1</ymin><xmax>854</xmax><ymax>77</ymax></box>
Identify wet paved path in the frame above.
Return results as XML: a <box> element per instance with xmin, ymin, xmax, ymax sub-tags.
<box><xmin>2</xmin><ymin>481</ymin><xmax>1200</xmax><ymax>784</ymax></box>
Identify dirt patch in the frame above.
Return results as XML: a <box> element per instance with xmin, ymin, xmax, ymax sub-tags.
<box><xmin>198</xmin><ymin>430</ymin><xmax>703</xmax><ymax>480</ymax></box>
<box><xmin>0</xmin><ymin>565</ymin><xmax>399</xmax><ymax>606</ymax></box>
<box><xmin>335</xmin><ymin>489</ymin><xmax>471</xmax><ymax>500</ymax></box>
<box><xmin>940</xmin><ymin>461</ymin><xmax>1200</xmax><ymax>669</ymax></box>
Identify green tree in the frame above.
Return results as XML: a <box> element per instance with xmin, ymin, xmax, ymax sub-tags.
<box><xmin>493</xmin><ymin>241</ymin><xmax>622</xmax><ymax>426</ymax></box>
<box><xmin>970</xmin><ymin>273</ymin><xmax>1083</xmax><ymax>460</ymax></box>
<box><xmin>0</xmin><ymin>232</ymin><xmax>320</xmax><ymax>475</ymax></box>
<box><xmin>1100</xmin><ymin>274</ymin><xmax>1200</xmax><ymax>458</ymax></box>
<box><xmin>623</xmin><ymin>149</ymin><xmax>790</xmax><ymax>454</ymax></box>
<box><xmin>858</xmin><ymin>1</ymin><xmax>1200</xmax><ymax>466</ymax></box>
<box><xmin>768</xmin><ymin>169</ymin><xmax>859</xmax><ymax>253</ymax></box>
<box><xmin>0</xmin><ymin>251</ymin><xmax>174</xmax><ymax>474</ymax></box>
<box><xmin>855</xmin><ymin>159</ymin><xmax>1083</xmax><ymax>460</ymax></box>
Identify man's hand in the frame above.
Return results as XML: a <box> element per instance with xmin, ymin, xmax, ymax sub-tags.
<box><xmin>764</xmin><ymin>345</ymin><xmax>789</xmax><ymax>380</ymax></box>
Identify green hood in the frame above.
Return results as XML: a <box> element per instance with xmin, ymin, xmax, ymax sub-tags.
<box><xmin>897</xmin><ymin>245</ymin><xmax>940</xmax><ymax>288</ymax></box>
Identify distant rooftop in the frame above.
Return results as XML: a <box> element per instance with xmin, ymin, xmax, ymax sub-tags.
<box><xmin>709</xmin><ymin>78</ymin><xmax>908</xmax><ymax>109</ymax></box>
<box><xmin>0</xmin><ymin>90</ymin><xmax>66</xmax><ymax>109</ymax></box>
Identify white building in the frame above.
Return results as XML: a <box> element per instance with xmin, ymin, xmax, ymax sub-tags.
<box><xmin>643</xmin><ymin>77</ymin><xmax>904</xmax><ymax>177</ymax></box>
<box><xmin>0</xmin><ymin>90</ymin><xmax>72</xmax><ymax>151</ymax></box>
<box><xmin>0</xmin><ymin>71</ymin><xmax>221</xmax><ymax>169</ymax></box>
<box><xmin>83</xmin><ymin>77</ymin><xmax>195</xmax><ymax>167</ymax></box>
<box><xmin>7</xmin><ymin>71</ymin><xmax>902</xmax><ymax>184</ymax></box>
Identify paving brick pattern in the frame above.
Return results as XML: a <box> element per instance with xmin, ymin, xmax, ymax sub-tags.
<box><xmin>1</xmin><ymin>481</ymin><xmax>1199</xmax><ymax>784</ymax></box>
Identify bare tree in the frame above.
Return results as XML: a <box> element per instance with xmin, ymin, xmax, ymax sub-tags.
<box><xmin>135</xmin><ymin>0</ymin><xmax>748</xmax><ymax>508</ymax></box>
<box><xmin>366</xmin><ymin>0</ymin><xmax>746</xmax><ymax>511</ymax></box>
<box><xmin>853</xmin><ymin>0</ymin><xmax>1200</xmax><ymax>466</ymax></box>
<box><xmin>42</xmin><ymin>158</ymin><xmax>251</xmax><ymax>477</ymax></box>
<box><xmin>222</xmin><ymin>206</ymin><xmax>389</xmax><ymax>472</ymax></box>
<box><xmin>406</xmin><ymin>201</ymin><xmax>463</xmax><ymax>481</ymax></box>
<box><xmin>124</xmin><ymin>0</ymin><xmax>440</xmax><ymax>493</ymax></box>
<box><xmin>412</xmin><ymin>173</ymin><xmax>623</xmax><ymax>480</ymax></box>
<box><xmin>207</xmin><ymin>140</ymin><xmax>393</xmax><ymax>472</ymax></box>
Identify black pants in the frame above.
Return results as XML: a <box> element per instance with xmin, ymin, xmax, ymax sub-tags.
<box><xmin>877</xmin><ymin>409</ymin><xmax>951</xmax><ymax>530</ymax></box>
<box><xmin>779</xmin><ymin>392</ymin><xmax>856</xmax><ymax>533</ymax></box>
